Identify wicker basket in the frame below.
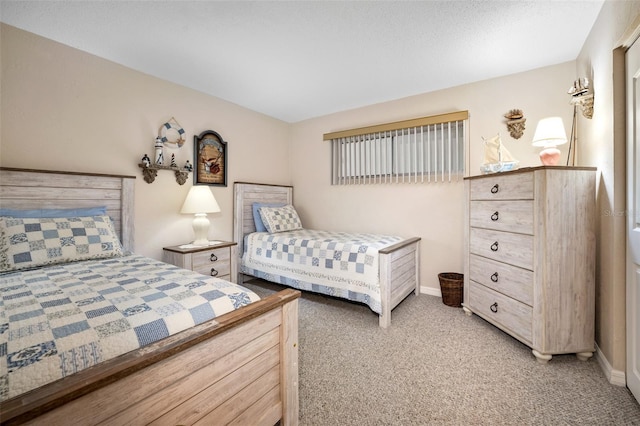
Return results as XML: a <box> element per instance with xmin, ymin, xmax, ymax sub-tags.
<box><xmin>438</xmin><ymin>272</ymin><xmax>463</xmax><ymax>307</ymax></box>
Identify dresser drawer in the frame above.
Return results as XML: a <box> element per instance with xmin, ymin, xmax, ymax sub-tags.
<box><xmin>469</xmin><ymin>228</ymin><xmax>533</xmax><ymax>270</ymax></box>
<box><xmin>469</xmin><ymin>282</ymin><xmax>532</xmax><ymax>344</ymax></box>
<box><xmin>469</xmin><ymin>200</ymin><xmax>533</xmax><ymax>234</ymax></box>
<box><xmin>192</xmin><ymin>247</ymin><xmax>231</xmax><ymax>278</ymax></box>
<box><xmin>469</xmin><ymin>172</ymin><xmax>534</xmax><ymax>200</ymax></box>
<box><xmin>469</xmin><ymin>254</ymin><xmax>533</xmax><ymax>305</ymax></box>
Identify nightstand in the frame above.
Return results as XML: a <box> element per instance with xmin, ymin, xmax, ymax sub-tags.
<box><xmin>163</xmin><ymin>241</ymin><xmax>238</xmax><ymax>283</ymax></box>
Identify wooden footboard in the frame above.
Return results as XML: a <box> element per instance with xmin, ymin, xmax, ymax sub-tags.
<box><xmin>1</xmin><ymin>289</ymin><xmax>301</xmax><ymax>426</ymax></box>
<box><xmin>379</xmin><ymin>237</ymin><xmax>421</xmax><ymax>328</ymax></box>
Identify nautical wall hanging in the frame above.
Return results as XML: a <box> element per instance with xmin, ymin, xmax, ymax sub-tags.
<box><xmin>137</xmin><ymin>117</ymin><xmax>191</xmax><ymax>185</ymax></box>
<box><xmin>159</xmin><ymin>117</ymin><xmax>186</xmax><ymax>147</ymax></box>
<box><xmin>568</xmin><ymin>78</ymin><xmax>594</xmax><ymax>119</ymax></box>
<box><xmin>565</xmin><ymin>77</ymin><xmax>594</xmax><ymax>166</ymax></box>
<box><xmin>194</xmin><ymin>130</ymin><xmax>228</xmax><ymax>187</ymax></box>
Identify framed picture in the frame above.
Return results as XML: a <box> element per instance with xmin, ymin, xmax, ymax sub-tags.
<box><xmin>194</xmin><ymin>130</ymin><xmax>227</xmax><ymax>186</ymax></box>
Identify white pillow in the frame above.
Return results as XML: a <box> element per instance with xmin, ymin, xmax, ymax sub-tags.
<box><xmin>0</xmin><ymin>215</ymin><xmax>123</xmax><ymax>272</ymax></box>
<box><xmin>258</xmin><ymin>204</ymin><xmax>303</xmax><ymax>233</ymax></box>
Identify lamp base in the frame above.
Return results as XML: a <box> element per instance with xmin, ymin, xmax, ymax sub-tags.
<box><xmin>539</xmin><ymin>147</ymin><xmax>561</xmax><ymax>166</ymax></box>
<box><xmin>191</xmin><ymin>213</ymin><xmax>210</xmax><ymax>246</ymax></box>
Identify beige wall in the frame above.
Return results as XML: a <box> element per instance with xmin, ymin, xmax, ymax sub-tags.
<box><xmin>290</xmin><ymin>62</ymin><xmax>576</xmax><ymax>292</ymax></box>
<box><xmin>576</xmin><ymin>0</ymin><xmax>640</xmax><ymax>379</ymax></box>
<box><xmin>3</xmin><ymin>14</ymin><xmax>627</xmax><ymax>375</ymax></box>
<box><xmin>0</xmin><ymin>23</ymin><xmax>291</xmax><ymax>260</ymax></box>
<box><xmin>1</xmin><ymin>23</ymin><xmax>577</xmax><ymax>294</ymax></box>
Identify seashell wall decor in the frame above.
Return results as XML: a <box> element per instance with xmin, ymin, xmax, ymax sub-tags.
<box><xmin>504</xmin><ymin>109</ymin><xmax>526</xmax><ymax>139</ymax></box>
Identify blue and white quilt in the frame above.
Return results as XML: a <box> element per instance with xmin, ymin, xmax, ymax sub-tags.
<box><xmin>242</xmin><ymin>229</ymin><xmax>402</xmax><ymax>314</ymax></box>
<box><xmin>0</xmin><ymin>254</ymin><xmax>260</xmax><ymax>401</ymax></box>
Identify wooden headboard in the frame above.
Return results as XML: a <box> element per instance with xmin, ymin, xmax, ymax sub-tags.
<box><xmin>0</xmin><ymin>167</ymin><xmax>136</xmax><ymax>252</ymax></box>
<box><xmin>233</xmin><ymin>182</ymin><xmax>293</xmax><ymax>258</ymax></box>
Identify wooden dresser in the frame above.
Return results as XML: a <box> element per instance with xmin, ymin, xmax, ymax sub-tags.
<box><xmin>163</xmin><ymin>241</ymin><xmax>237</xmax><ymax>283</ymax></box>
<box><xmin>463</xmin><ymin>166</ymin><xmax>596</xmax><ymax>363</ymax></box>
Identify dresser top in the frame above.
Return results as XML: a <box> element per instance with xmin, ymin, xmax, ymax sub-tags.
<box><xmin>464</xmin><ymin>165</ymin><xmax>597</xmax><ymax>181</ymax></box>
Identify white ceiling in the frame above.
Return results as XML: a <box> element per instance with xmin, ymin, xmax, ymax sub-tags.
<box><xmin>0</xmin><ymin>0</ymin><xmax>604</xmax><ymax>123</ymax></box>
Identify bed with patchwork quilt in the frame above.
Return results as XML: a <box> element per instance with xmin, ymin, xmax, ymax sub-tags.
<box><xmin>0</xmin><ymin>253</ymin><xmax>259</xmax><ymax>401</ymax></box>
<box><xmin>234</xmin><ymin>182</ymin><xmax>421</xmax><ymax>328</ymax></box>
<box><xmin>0</xmin><ymin>168</ymin><xmax>300</xmax><ymax>426</ymax></box>
<box><xmin>242</xmin><ymin>229</ymin><xmax>405</xmax><ymax>315</ymax></box>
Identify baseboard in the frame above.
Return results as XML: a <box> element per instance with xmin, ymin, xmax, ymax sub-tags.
<box><xmin>595</xmin><ymin>343</ymin><xmax>626</xmax><ymax>386</ymax></box>
<box><xmin>421</xmin><ymin>286</ymin><xmax>441</xmax><ymax>297</ymax></box>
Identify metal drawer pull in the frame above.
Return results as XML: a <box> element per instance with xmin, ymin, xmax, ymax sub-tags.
<box><xmin>210</xmin><ymin>253</ymin><xmax>218</xmax><ymax>262</ymax></box>
<box><xmin>491</xmin><ymin>184</ymin><xmax>499</xmax><ymax>194</ymax></box>
<box><xmin>491</xmin><ymin>272</ymin><xmax>499</xmax><ymax>282</ymax></box>
<box><xmin>490</xmin><ymin>302</ymin><xmax>498</xmax><ymax>313</ymax></box>
<box><xmin>490</xmin><ymin>241</ymin><xmax>499</xmax><ymax>252</ymax></box>
<box><xmin>210</xmin><ymin>268</ymin><xmax>218</xmax><ymax>277</ymax></box>
<box><xmin>491</xmin><ymin>211</ymin><xmax>499</xmax><ymax>221</ymax></box>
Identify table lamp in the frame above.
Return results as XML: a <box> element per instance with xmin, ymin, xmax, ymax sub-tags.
<box><xmin>180</xmin><ymin>186</ymin><xmax>221</xmax><ymax>246</ymax></box>
<box><xmin>531</xmin><ymin>117</ymin><xmax>568</xmax><ymax>166</ymax></box>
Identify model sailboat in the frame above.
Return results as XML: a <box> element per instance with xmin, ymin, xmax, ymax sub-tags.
<box><xmin>480</xmin><ymin>133</ymin><xmax>519</xmax><ymax>173</ymax></box>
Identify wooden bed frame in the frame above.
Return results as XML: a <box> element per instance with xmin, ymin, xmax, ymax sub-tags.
<box><xmin>233</xmin><ymin>182</ymin><xmax>421</xmax><ymax>328</ymax></box>
<box><xmin>0</xmin><ymin>168</ymin><xmax>300</xmax><ymax>426</ymax></box>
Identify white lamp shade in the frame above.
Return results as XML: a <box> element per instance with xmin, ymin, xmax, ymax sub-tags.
<box><xmin>180</xmin><ymin>186</ymin><xmax>220</xmax><ymax>246</ymax></box>
<box><xmin>532</xmin><ymin>117</ymin><xmax>568</xmax><ymax>148</ymax></box>
<box><xmin>180</xmin><ymin>186</ymin><xmax>221</xmax><ymax>214</ymax></box>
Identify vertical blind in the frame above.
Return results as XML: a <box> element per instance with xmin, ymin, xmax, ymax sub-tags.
<box><xmin>324</xmin><ymin>111</ymin><xmax>469</xmax><ymax>185</ymax></box>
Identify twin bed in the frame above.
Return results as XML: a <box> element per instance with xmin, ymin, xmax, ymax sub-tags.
<box><xmin>0</xmin><ymin>168</ymin><xmax>299</xmax><ymax>426</ymax></box>
<box><xmin>233</xmin><ymin>182</ymin><xmax>421</xmax><ymax>328</ymax></box>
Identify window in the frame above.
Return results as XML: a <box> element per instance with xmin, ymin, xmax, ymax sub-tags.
<box><xmin>325</xmin><ymin>111</ymin><xmax>468</xmax><ymax>185</ymax></box>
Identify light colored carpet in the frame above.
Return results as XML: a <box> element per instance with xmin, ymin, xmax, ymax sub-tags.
<box><xmin>242</xmin><ymin>279</ymin><xmax>640</xmax><ymax>425</ymax></box>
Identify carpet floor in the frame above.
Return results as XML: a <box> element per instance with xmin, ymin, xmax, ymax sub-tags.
<box><xmin>242</xmin><ymin>278</ymin><xmax>640</xmax><ymax>425</ymax></box>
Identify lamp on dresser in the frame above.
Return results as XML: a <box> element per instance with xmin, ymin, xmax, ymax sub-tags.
<box><xmin>180</xmin><ymin>185</ymin><xmax>220</xmax><ymax>246</ymax></box>
<box><xmin>531</xmin><ymin>117</ymin><xmax>568</xmax><ymax>166</ymax></box>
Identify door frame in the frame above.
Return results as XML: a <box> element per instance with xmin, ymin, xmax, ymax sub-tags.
<box><xmin>623</xmin><ymin>20</ymin><xmax>640</xmax><ymax>404</ymax></box>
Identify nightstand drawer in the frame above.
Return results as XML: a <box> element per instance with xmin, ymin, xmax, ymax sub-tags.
<box><xmin>469</xmin><ymin>172</ymin><xmax>533</xmax><ymax>200</ymax></box>
<box><xmin>469</xmin><ymin>282</ymin><xmax>532</xmax><ymax>344</ymax></box>
<box><xmin>469</xmin><ymin>228</ymin><xmax>533</xmax><ymax>270</ymax></box>
<box><xmin>192</xmin><ymin>247</ymin><xmax>230</xmax><ymax>267</ymax></box>
<box><xmin>469</xmin><ymin>200</ymin><xmax>533</xmax><ymax>234</ymax></box>
<box><xmin>469</xmin><ymin>254</ymin><xmax>533</xmax><ymax>305</ymax></box>
<box><xmin>192</xmin><ymin>248</ymin><xmax>230</xmax><ymax>278</ymax></box>
<box><xmin>193</xmin><ymin>264</ymin><xmax>230</xmax><ymax>278</ymax></box>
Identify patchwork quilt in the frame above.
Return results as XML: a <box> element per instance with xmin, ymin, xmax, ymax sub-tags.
<box><xmin>242</xmin><ymin>229</ymin><xmax>402</xmax><ymax>314</ymax></box>
<box><xmin>0</xmin><ymin>254</ymin><xmax>260</xmax><ymax>401</ymax></box>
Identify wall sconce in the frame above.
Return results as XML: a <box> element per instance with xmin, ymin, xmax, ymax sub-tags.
<box><xmin>504</xmin><ymin>109</ymin><xmax>526</xmax><ymax>139</ymax></box>
<box><xmin>568</xmin><ymin>78</ymin><xmax>594</xmax><ymax>119</ymax></box>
